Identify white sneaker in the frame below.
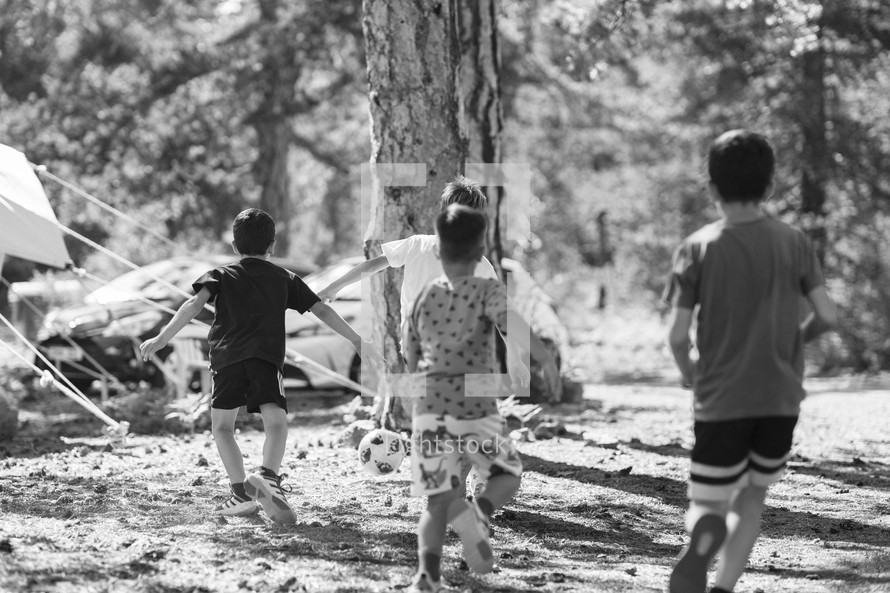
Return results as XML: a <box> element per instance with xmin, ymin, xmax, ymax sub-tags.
<box><xmin>244</xmin><ymin>471</ymin><xmax>297</xmax><ymax>524</ymax></box>
<box><xmin>447</xmin><ymin>498</ymin><xmax>494</xmax><ymax>573</ymax></box>
<box><xmin>467</xmin><ymin>467</ymin><xmax>486</xmax><ymax>500</ymax></box>
<box><xmin>214</xmin><ymin>491</ymin><xmax>259</xmax><ymax>516</ymax></box>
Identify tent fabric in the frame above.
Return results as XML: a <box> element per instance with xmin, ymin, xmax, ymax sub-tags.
<box><xmin>0</xmin><ymin>144</ymin><xmax>70</xmax><ymax>269</ymax></box>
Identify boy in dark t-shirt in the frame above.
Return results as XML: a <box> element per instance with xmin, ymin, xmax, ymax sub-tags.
<box><xmin>140</xmin><ymin>209</ymin><xmax>374</xmax><ymax>523</ymax></box>
<box><xmin>663</xmin><ymin>131</ymin><xmax>837</xmax><ymax>593</ymax></box>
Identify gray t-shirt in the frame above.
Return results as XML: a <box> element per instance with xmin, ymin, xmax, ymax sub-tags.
<box><xmin>664</xmin><ymin>216</ymin><xmax>824</xmax><ymax>421</ymax></box>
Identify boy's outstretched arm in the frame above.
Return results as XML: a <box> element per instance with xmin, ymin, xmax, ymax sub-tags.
<box><xmin>317</xmin><ymin>255</ymin><xmax>389</xmax><ymax>302</ymax></box>
<box><xmin>139</xmin><ymin>287</ymin><xmax>211</xmax><ymax>360</ymax></box>
<box><xmin>667</xmin><ymin>305</ymin><xmax>695</xmax><ymax>387</ymax></box>
<box><xmin>503</xmin><ymin>309</ymin><xmax>561</xmax><ymax>397</ymax></box>
<box><xmin>503</xmin><ymin>336</ymin><xmax>530</xmax><ymax>387</ymax></box>
<box><xmin>801</xmin><ymin>286</ymin><xmax>838</xmax><ymax>342</ymax></box>
<box><xmin>308</xmin><ymin>301</ymin><xmax>383</xmax><ymax>367</ymax></box>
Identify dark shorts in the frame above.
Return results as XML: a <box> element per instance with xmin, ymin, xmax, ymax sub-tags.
<box><xmin>688</xmin><ymin>416</ymin><xmax>798</xmax><ymax>501</ymax></box>
<box><xmin>211</xmin><ymin>359</ymin><xmax>287</xmax><ymax>413</ymax></box>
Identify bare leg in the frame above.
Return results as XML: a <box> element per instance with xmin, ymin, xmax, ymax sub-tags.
<box><xmin>669</xmin><ymin>500</ymin><xmax>729</xmax><ymax>593</ymax></box>
<box><xmin>713</xmin><ymin>486</ymin><xmax>768</xmax><ymax>591</ymax></box>
<box><xmin>259</xmin><ymin>403</ymin><xmax>288</xmax><ymax>474</ymax></box>
<box><xmin>477</xmin><ymin>472</ymin><xmax>521</xmax><ymax>516</ymax></box>
<box><xmin>686</xmin><ymin>500</ymin><xmax>728</xmax><ymax>533</ymax></box>
<box><xmin>211</xmin><ymin>407</ymin><xmax>245</xmax><ymax>484</ymax></box>
<box><xmin>417</xmin><ymin>489</ymin><xmax>459</xmax><ymax>583</ymax></box>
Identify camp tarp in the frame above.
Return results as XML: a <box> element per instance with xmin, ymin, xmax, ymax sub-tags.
<box><xmin>0</xmin><ymin>144</ymin><xmax>70</xmax><ymax>269</ymax></box>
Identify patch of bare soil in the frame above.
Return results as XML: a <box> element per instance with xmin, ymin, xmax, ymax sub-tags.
<box><xmin>0</xmin><ymin>377</ymin><xmax>888</xmax><ymax>593</ymax></box>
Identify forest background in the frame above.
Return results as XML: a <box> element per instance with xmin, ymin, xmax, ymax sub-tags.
<box><xmin>1</xmin><ymin>0</ymin><xmax>889</xmax><ymax>379</ymax></box>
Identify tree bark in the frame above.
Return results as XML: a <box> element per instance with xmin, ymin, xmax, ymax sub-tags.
<box><xmin>362</xmin><ymin>0</ymin><xmax>467</xmax><ymax>428</ymax></box>
<box><xmin>799</xmin><ymin>16</ymin><xmax>830</xmax><ymax>264</ymax></box>
<box><xmin>459</xmin><ymin>0</ymin><xmax>505</xmax><ymax>278</ymax></box>
<box><xmin>247</xmin><ymin>0</ymin><xmax>303</xmax><ymax>255</ymax></box>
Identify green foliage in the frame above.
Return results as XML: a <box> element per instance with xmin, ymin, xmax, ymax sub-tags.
<box><xmin>99</xmin><ymin>384</ymin><xmax>175</xmax><ymax>435</ymax></box>
<box><xmin>498</xmin><ymin>0</ymin><xmax>890</xmax><ymax>369</ymax></box>
<box><xmin>163</xmin><ymin>391</ymin><xmax>212</xmax><ymax>434</ymax></box>
<box><xmin>0</xmin><ymin>0</ymin><xmax>366</xmax><ymax>273</ymax></box>
<box><xmin>1</xmin><ymin>0</ymin><xmax>888</xmax><ymax>369</ymax></box>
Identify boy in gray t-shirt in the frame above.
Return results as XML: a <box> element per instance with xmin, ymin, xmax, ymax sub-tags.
<box><xmin>663</xmin><ymin>130</ymin><xmax>837</xmax><ymax>593</ymax></box>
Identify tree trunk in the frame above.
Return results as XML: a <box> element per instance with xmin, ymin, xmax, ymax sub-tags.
<box><xmin>248</xmin><ymin>0</ymin><xmax>302</xmax><ymax>255</ymax></box>
<box><xmin>253</xmin><ymin>120</ymin><xmax>292</xmax><ymax>253</ymax></box>
<box><xmin>799</xmin><ymin>18</ymin><xmax>830</xmax><ymax>264</ymax></box>
<box><xmin>362</xmin><ymin>0</ymin><xmax>467</xmax><ymax>429</ymax></box>
<box><xmin>459</xmin><ymin>0</ymin><xmax>505</xmax><ymax>278</ymax></box>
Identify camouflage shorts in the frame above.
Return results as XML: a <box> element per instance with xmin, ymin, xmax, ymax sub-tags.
<box><xmin>410</xmin><ymin>413</ymin><xmax>522</xmax><ymax>497</ymax></box>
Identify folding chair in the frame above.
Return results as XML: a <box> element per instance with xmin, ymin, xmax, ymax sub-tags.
<box><xmin>169</xmin><ymin>330</ymin><xmax>211</xmax><ymax>398</ymax></box>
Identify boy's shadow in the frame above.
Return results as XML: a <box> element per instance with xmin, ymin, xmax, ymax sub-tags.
<box><xmin>788</xmin><ymin>458</ymin><xmax>890</xmax><ymax>491</ymax></box>
<box><xmin>520</xmin><ymin>454</ymin><xmax>888</xmax><ymax>548</ymax></box>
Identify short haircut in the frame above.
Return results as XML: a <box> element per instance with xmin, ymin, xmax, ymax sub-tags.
<box><xmin>232</xmin><ymin>208</ymin><xmax>275</xmax><ymax>255</ymax></box>
<box><xmin>439</xmin><ymin>175</ymin><xmax>488</xmax><ymax>212</ymax></box>
<box><xmin>708</xmin><ymin>130</ymin><xmax>775</xmax><ymax>203</ymax></box>
<box><xmin>436</xmin><ymin>204</ymin><xmax>488</xmax><ymax>264</ymax></box>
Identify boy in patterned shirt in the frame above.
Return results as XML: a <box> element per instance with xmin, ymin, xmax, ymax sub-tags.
<box><xmin>401</xmin><ymin>205</ymin><xmax>555</xmax><ymax>592</ymax></box>
<box><xmin>317</xmin><ymin>176</ymin><xmax>554</xmax><ymax>394</ymax></box>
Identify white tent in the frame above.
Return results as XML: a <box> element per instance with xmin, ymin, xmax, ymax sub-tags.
<box><xmin>0</xmin><ymin>143</ymin><xmax>70</xmax><ymax>269</ymax></box>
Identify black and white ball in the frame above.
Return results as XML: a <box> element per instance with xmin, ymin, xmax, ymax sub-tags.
<box><xmin>358</xmin><ymin>428</ymin><xmax>406</xmax><ymax>475</ymax></box>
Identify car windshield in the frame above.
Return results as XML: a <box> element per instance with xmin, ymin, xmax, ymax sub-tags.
<box><xmin>303</xmin><ymin>262</ymin><xmax>362</xmax><ymax>300</ymax></box>
<box><xmin>86</xmin><ymin>258</ymin><xmax>228</xmax><ymax>304</ymax></box>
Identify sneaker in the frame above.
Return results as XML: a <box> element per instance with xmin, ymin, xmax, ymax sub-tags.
<box><xmin>669</xmin><ymin>514</ymin><xmax>727</xmax><ymax>593</ymax></box>
<box><xmin>406</xmin><ymin>572</ymin><xmax>444</xmax><ymax>592</ymax></box>
<box><xmin>467</xmin><ymin>467</ymin><xmax>486</xmax><ymax>501</ymax></box>
<box><xmin>214</xmin><ymin>492</ymin><xmax>259</xmax><ymax>517</ymax></box>
<box><xmin>244</xmin><ymin>471</ymin><xmax>297</xmax><ymax>524</ymax></box>
<box><xmin>447</xmin><ymin>498</ymin><xmax>494</xmax><ymax>574</ymax></box>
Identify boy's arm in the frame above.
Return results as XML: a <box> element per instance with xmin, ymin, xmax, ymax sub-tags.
<box><xmin>502</xmin><ymin>309</ymin><xmax>560</xmax><ymax>397</ymax></box>
<box><xmin>404</xmin><ymin>322</ymin><xmax>420</xmax><ymax>373</ymax></box>
<box><xmin>139</xmin><ymin>287</ymin><xmax>211</xmax><ymax>360</ymax></box>
<box><xmin>308</xmin><ymin>301</ymin><xmax>382</xmax><ymax>366</ymax></box>
<box><xmin>667</xmin><ymin>306</ymin><xmax>695</xmax><ymax>387</ymax></box>
<box><xmin>502</xmin><ymin>332</ymin><xmax>530</xmax><ymax>387</ymax></box>
<box><xmin>801</xmin><ymin>286</ymin><xmax>838</xmax><ymax>342</ymax></box>
<box><xmin>317</xmin><ymin>255</ymin><xmax>389</xmax><ymax>301</ymax></box>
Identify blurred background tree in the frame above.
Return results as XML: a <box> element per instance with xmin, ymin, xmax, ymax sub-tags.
<box><xmin>1</xmin><ymin>0</ymin><xmax>888</xmax><ymax>372</ymax></box>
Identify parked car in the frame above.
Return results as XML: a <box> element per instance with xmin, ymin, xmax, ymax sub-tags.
<box><xmin>283</xmin><ymin>257</ymin><xmax>369</xmax><ymax>391</ymax></box>
<box><xmin>35</xmin><ymin>255</ymin><xmax>315</xmax><ymax>391</ymax></box>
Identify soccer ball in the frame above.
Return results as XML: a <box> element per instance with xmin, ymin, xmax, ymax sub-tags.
<box><xmin>358</xmin><ymin>428</ymin><xmax>406</xmax><ymax>475</ymax></box>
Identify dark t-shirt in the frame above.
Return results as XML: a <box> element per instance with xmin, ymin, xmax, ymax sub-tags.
<box><xmin>193</xmin><ymin>258</ymin><xmax>320</xmax><ymax>371</ymax></box>
<box><xmin>663</xmin><ymin>217</ymin><xmax>824</xmax><ymax>421</ymax></box>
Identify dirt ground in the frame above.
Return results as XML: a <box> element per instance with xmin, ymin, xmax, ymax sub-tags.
<box><xmin>0</xmin><ymin>373</ymin><xmax>888</xmax><ymax>593</ymax></box>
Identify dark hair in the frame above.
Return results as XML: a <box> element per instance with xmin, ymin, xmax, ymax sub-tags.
<box><xmin>232</xmin><ymin>208</ymin><xmax>275</xmax><ymax>255</ymax></box>
<box><xmin>436</xmin><ymin>204</ymin><xmax>487</xmax><ymax>263</ymax></box>
<box><xmin>708</xmin><ymin>130</ymin><xmax>775</xmax><ymax>202</ymax></box>
<box><xmin>439</xmin><ymin>175</ymin><xmax>487</xmax><ymax>212</ymax></box>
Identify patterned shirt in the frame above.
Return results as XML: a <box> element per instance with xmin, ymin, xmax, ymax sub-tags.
<box><xmin>405</xmin><ymin>276</ymin><xmax>508</xmax><ymax>419</ymax></box>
